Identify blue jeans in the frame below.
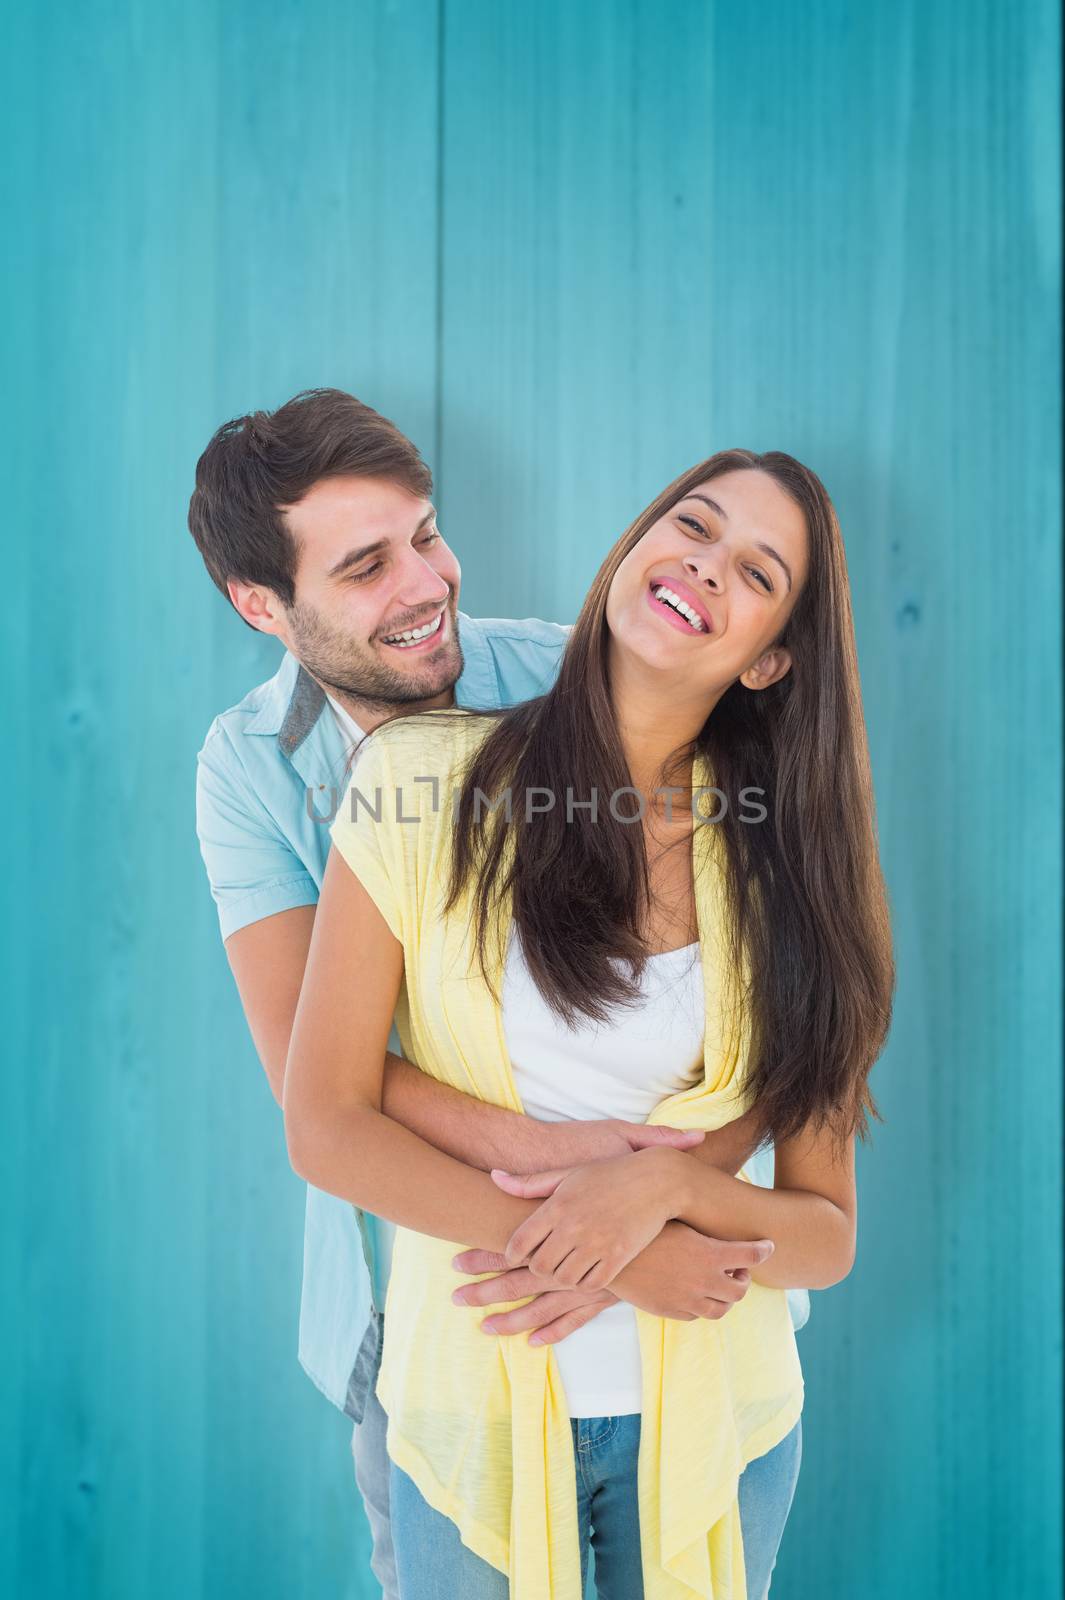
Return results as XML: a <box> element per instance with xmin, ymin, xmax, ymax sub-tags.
<box><xmin>352</xmin><ymin>1384</ymin><xmax>400</xmax><ymax>1600</ymax></box>
<box><xmin>388</xmin><ymin>1413</ymin><xmax>802</xmax><ymax>1600</ymax></box>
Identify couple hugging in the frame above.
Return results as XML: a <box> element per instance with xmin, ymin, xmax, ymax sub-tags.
<box><xmin>191</xmin><ymin>387</ymin><xmax>893</xmax><ymax>1600</ymax></box>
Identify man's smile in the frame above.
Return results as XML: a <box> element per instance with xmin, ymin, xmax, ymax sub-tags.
<box><xmin>379</xmin><ymin>605</ymin><xmax>450</xmax><ymax>652</ymax></box>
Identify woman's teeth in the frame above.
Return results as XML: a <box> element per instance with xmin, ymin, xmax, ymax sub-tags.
<box><xmin>383</xmin><ymin>612</ymin><xmax>444</xmax><ymax>647</ymax></box>
<box><xmin>651</xmin><ymin>584</ymin><xmax>707</xmax><ymax>632</ymax></box>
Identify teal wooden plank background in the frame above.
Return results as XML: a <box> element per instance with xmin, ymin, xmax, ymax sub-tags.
<box><xmin>2</xmin><ymin>2</ymin><xmax>1060</xmax><ymax>1597</ymax></box>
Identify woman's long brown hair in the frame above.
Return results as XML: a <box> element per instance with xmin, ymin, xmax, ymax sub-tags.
<box><xmin>401</xmin><ymin>450</ymin><xmax>894</xmax><ymax>1145</ymax></box>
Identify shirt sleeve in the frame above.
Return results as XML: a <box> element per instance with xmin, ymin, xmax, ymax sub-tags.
<box><xmin>196</xmin><ymin>726</ymin><xmax>318</xmax><ymax>942</ymax></box>
<box><xmin>471</xmin><ymin>618</ymin><xmax>571</xmax><ymax>706</ymax></box>
<box><xmin>327</xmin><ymin>733</ymin><xmax>408</xmax><ymax>944</ymax></box>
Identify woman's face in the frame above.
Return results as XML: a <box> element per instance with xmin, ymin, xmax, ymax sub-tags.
<box><xmin>605</xmin><ymin>468</ymin><xmax>811</xmax><ymax>696</ymax></box>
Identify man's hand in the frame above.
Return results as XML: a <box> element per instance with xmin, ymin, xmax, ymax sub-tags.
<box><xmin>450</xmin><ymin>1251</ymin><xmax>617</xmax><ymax>1345</ymax></box>
<box><xmin>522</xmin><ymin>1108</ymin><xmax>766</xmax><ymax>1179</ymax></box>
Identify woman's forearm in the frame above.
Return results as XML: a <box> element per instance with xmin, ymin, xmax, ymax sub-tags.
<box><xmin>663</xmin><ymin>1148</ymin><xmax>855</xmax><ymax>1290</ymax></box>
<box><xmin>285</xmin><ymin>1096</ymin><xmax>542</xmax><ymax>1252</ymax></box>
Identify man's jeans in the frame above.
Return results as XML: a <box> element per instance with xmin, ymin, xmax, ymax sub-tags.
<box><xmin>380</xmin><ymin>1411</ymin><xmax>802</xmax><ymax>1599</ymax></box>
<box><xmin>352</xmin><ymin>1384</ymin><xmax>400</xmax><ymax>1600</ymax></box>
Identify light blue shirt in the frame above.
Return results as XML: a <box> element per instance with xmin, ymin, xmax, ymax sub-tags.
<box><xmin>196</xmin><ymin>611</ymin><xmax>808</xmax><ymax>1416</ymax></box>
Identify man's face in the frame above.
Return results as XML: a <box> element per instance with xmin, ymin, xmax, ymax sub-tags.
<box><xmin>274</xmin><ymin>475</ymin><xmax>464</xmax><ymax>713</ymax></box>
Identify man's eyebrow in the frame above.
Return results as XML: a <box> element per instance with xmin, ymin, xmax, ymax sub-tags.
<box><xmin>326</xmin><ymin>508</ymin><xmax>438</xmax><ymax>579</ymax></box>
<box><xmin>327</xmin><ymin>538</ymin><xmax>388</xmax><ymax>578</ymax></box>
<box><xmin>680</xmin><ymin>493</ymin><xmax>793</xmax><ymax>593</ymax></box>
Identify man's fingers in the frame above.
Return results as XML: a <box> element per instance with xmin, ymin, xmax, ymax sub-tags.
<box><xmin>528</xmin><ymin>1301</ymin><xmax>612</xmax><ymax>1346</ymax></box>
<box><xmin>624</xmin><ymin>1125</ymin><xmax>706</xmax><ymax>1150</ymax></box>
<box><xmin>712</xmin><ymin>1237</ymin><xmax>775</xmax><ymax>1270</ymax></box>
<box><xmin>480</xmin><ymin>1289</ymin><xmax>610</xmax><ymax>1338</ymax></box>
<box><xmin>451</xmin><ymin>1267</ymin><xmax>538</xmax><ymax>1306</ymax></box>
<box><xmin>715</xmin><ymin>1268</ymin><xmax>752</xmax><ymax>1303</ymax></box>
<box><xmin>480</xmin><ymin>1300</ymin><xmax>557</xmax><ymax>1336</ymax></box>
<box><xmin>451</xmin><ymin>1249</ymin><xmax>509</xmax><ymax>1274</ymax></box>
<box><xmin>491</xmin><ymin>1167</ymin><xmax>567</xmax><ymax>1199</ymax></box>
<box><xmin>699</xmin><ymin>1296</ymin><xmax>735</xmax><ymax>1320</ymax></box>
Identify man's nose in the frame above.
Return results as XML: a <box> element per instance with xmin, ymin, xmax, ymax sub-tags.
<box><xmin>395</xmin><ymin>549</ymin><xmax>452</xmax><ymax>606</ymax></box>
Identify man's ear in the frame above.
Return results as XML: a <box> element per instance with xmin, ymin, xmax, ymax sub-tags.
<box><xmin>227</xmin><ymin>579</ymin><xmax>287</xmax><ymax>638</ymax></box>
<box><xmin>740</xmin><ymin>645</ymin><xmax>793</xmax><ymax>692</ymax></box>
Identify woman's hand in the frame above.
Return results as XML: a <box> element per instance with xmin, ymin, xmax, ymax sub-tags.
<box><xmin>490</xmin><ymin>1145</ymin><xmax>683</xmax><ymax>1289</ymax></box>
<box><xmin>453</xmin><ymin>1226</ymin><xmax>774</xmax><ymax>1326</ymax></box>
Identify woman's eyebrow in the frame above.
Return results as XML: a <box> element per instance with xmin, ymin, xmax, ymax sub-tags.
<box><xmin>681</xmin><ymin>493</ymin><xmax>793</xmax><ymax>592</ymax></box>
<box><xmin>755</xmin><ymin>545</ymin><xmax>793</xmax><ymax>592</ymax></box>
<box><xmin>683</xmin><ymin>492</ymin><xmax>729</xmax><ymax>521</ymax></box>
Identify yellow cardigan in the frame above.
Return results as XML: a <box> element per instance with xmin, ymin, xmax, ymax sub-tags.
<box><xmin>329</xmin><ymin>711</ymin><xmax>804</xmax><ymax>1600</ymax></box>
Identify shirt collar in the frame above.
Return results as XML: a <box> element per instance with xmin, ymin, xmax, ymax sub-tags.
<box><xmin>242</xmin><ymin>648</ymin><xmax>305</xmax><ymax>741</ymax></box>
<box><xmin>278</xmin><ymin>661</ymin><xmax>328</xmax><ymax>758</ymax></box>
<box><xmin>248</xmin><ymin>612</ymin><xmax>502</xmax><ymax>762</ymax></box>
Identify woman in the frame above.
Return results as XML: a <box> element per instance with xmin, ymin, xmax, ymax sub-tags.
<box><xmin>284</xmin><ymin>450</ymin><xmax>894</xmax><ymax>1599</ymax></box>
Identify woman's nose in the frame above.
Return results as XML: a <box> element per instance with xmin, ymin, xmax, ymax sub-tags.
<box><xmin>683</xmin><ymin>553</ymin><xmax>721</xmax><ymax>591</ymax></box>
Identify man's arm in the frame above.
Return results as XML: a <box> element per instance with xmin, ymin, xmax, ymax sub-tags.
<box><xmin>225</xmin><ymin>903</ymin><xmax>744</xmax><ymax>1173</ymax></box>
<box><xmin>282</xmin><ymin>847</ymin><xmax>552</xmax><ymax>1251</ymax></box>
<box><xmin>224</xmin><ymin>905</ymin><xmax>316</xmax><ymax>1106</ymax></box>
<box><xmin>198</xmin><ymin>717</ymin><xmax>764</xmax><ymax>1335</ymax></box>
<box><xmin>281</xmin><ymin>849</ymin><xmax>774</xmax><ymax>1329</ymax></box>
<box><xmin>200</xmin><ymin>727</ymin><xmax>765</xmax><ymax>1179</ymax></box>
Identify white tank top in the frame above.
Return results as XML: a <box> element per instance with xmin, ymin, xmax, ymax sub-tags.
<box><xmin>500</xmin><ymin>928</ymin><xmax>705</xmax><ymax>1416</ymax></box>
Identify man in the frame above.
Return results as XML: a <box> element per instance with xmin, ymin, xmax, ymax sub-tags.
<box><xmin>190</xmin><ymin>388</ymin><xmax>809</xmax><ymax>1598</ymax></box>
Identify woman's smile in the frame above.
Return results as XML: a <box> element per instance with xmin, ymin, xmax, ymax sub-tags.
<box><xmin>644</xmin><ymin>576</ymin><xmax>715</xmax><ymax>636</ymax></box>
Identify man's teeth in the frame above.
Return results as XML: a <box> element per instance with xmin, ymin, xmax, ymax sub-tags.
<box><xmin>651</xmin><ymin>585</ymin><xmax>707</xmax><ymax>632</ymax></box>
<box><xmin>383</xmin><ymin>613</ymin><xmax>443</xmax><ymax>646</ymax></box>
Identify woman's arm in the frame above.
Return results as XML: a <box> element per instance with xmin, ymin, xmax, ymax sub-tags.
<box><xmin>283</xmin><ymin>845</ymin><xmax>544</xmax><ymax>1250</ymax></box>
<box><xmin>493</xmin><ymin>1118</ymin><xmax>856</xmax><ymax>1292</ymax></box>
<box><xmin>664</xmin><ymin>1121</ymin><xmax>856</xmax><ymax>1289</ymax></box>
<box><xmin>226</xmin><ymin>903</ymin><xmax>714</xmax><ymax>1175</ymax></box>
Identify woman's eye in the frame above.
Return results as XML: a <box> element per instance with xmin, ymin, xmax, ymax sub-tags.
<box><xmin>678</xmin><ymin>514</ymin><xmax>772</xmax><ymax>593</ymax></box>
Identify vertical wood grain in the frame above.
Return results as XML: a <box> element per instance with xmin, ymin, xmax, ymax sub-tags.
<box><xmin>3</xmin><ymin>3</ymin><xmax>441</xmax><ymax>1598</ymax></box>
<box><xmin>437</xmin><ymin>3</ymin><xmax>1062</xmax><ymax>1597</ymax></box>
<box><xmin>2</xmin><ymin>1</ymin><xmax>1060</xmax><ymax>1597</ymax></box>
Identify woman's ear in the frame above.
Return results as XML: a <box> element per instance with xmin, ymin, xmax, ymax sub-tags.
<box><xmin>740</xmin><ymin>646</ymin><xmax>793</xmax><ymax>692</ymax></box>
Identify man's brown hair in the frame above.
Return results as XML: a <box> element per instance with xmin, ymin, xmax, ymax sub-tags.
<box><xmin>188</xmin><ymin>387</ymin><xmax>433</xmax><ymax>619</ymax></box>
